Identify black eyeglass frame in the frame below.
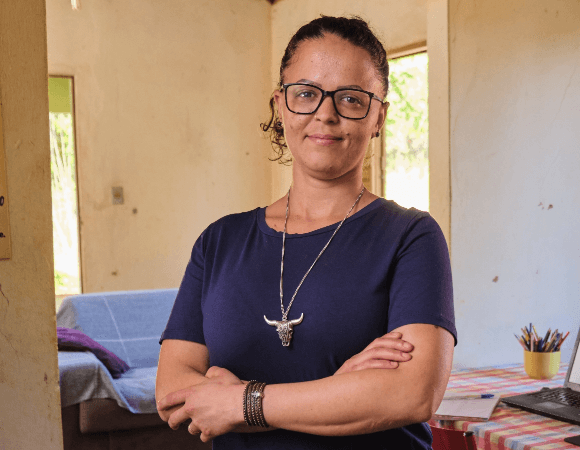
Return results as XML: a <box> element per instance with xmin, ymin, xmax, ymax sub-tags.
<box><xmin>281</xmin><ymin>83</ymin><xmax>386</xmax><ymax>120</ymax></box>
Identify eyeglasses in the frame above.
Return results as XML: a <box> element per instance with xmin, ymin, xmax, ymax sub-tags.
<box><xmin>282</xmin><ymin>83</ymin><xmax>385</xmax><ymax>120</ymax></box>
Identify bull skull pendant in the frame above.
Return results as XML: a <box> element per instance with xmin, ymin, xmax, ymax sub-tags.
<box><xmin>264</xmin><ymin>313</ymin><xmax>304</xmax><ymax>346</ymax></box>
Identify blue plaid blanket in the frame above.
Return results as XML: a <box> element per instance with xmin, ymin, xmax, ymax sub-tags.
<box><xmin>57</xmin><ymin>289</ymin><xmax>178</xmax><ymax>413</ymax></box>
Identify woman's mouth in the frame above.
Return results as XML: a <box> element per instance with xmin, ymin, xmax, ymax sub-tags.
<box><xmin>307</xmin><ymin>134</ymin><xmax>343</xmax><ymax>146</ymax></box>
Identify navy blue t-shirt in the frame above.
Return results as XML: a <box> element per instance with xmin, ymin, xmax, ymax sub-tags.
<box><xmin>161</xmin><ymin>198</ymin><xmax>456</xmax><ymax>449</ymax></box>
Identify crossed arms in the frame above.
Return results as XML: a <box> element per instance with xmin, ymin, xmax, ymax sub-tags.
<box><xmin>156</xmin><ymin>323</ymin><xmax>454</xmax><ymax>443</ymax></box>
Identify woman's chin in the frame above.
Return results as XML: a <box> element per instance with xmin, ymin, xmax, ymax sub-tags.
<box><xmin>296</xmin><ymin>160</ymin><xmax>361</xmax><ymax>182</ymax></box>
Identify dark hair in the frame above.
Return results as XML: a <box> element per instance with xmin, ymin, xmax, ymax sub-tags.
<box><xmin>261</xmin><ymin>16</ymin><xmax>389</xmax><ymax>164</ymax></box>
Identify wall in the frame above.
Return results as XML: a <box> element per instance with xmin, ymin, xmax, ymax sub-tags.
<box><xmin>46</xmin><ymin>0</ymin><xmax>273</xmax><ymax>292</ymax></box>
<box><xmin>0</xmin><ymin>1</ymin><xmax>63</xmax><ymax>449</ymax></box>
<box><xmin>450</xmin><ymin>0</ymin><xmax>580</xmax><ymax>367</ymax></box>
<box><xmin>269</xmin><ymin>0</ymin><xmax>428</xmax><ymax>201</ymax></box>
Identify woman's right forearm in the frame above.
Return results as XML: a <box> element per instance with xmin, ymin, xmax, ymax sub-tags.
<box><xmin>156</xmin><ymin>365</ymin><xmax>206</xmax><ymax>421</ymax></box>
<box><xmin>155</xmin><ymin>339</ymin><xmax>211</xmax><ymax>421</ymax></box>
<box><xmin>156</xmin><ymin>364</ymin><xmax>206</xmax><ymax>400</ymax></box>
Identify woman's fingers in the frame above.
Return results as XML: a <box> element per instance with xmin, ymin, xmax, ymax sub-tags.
<box><xmin>188</xmin><ymin>421</ymin><xmax>214</xmax><ymax>443</ymax></box>
<box><xmin>355</xmin><ymin>359</ymin><xmax>400</xmax><ymax>369</ymax></box>
<box><xmin>163</xmin><ymin>376</ymin><xmax>244</xmax><ymax>441</ymax></box>
<box><xmin>157</xmin><ymin>388</ymin><xmax>188</xmax><ymax>411</ymax></box>
<box><xmin>335</xmin><ymin>332</ymin><xmax>414</xmax><ymax>375</ymax></box>
<box><xmin>200</xmin><ymin>431</ymin><xmax>214</xmax><ymax>443</ymax></box>
<box><xmin>354</xmin><ymin>347</ymin><xmax>412</xmax><ymax>366</ymax></box>
<box><xmin>205</xmin><ymin>365</ymin><xmax>223</xmax><ymax>378</ymax></box>
<box><xmin>345</xmin><ymin>348</ymin><xmax>411</xmax><ymax>370</ymax></box>
<box><xmin>366</xmin><ymin>333</ymin><xmax>413</xmax><ymax>353</ymax></box>
<box><xmin>385</xmin><ymin>331</ymin><xmax>402</xmax><ymax>338</ymax></box>
<box><xmin>369</xmin><ymin>346</ymin><xmax>413</xmax><ymax>360</ymax></box>
<box><xmin>188</xmin><ymin>421</ymin><xmax>201</xmax><ymax>435</ymax></box>
<box><xmin>167</xmin><ymin>405</ymin><xmax>192</xmax><ymax>430</ymax></box>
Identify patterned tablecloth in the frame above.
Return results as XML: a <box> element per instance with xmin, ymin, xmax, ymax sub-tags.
<box><xmin>431</xmin><ymin>364</ymin><xmax>580</xmax><ymax>450</ymax></box>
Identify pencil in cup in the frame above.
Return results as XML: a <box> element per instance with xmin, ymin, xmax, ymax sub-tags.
<box><xmin>515</xmin><ymin>325</ymin><xmax>569</xmax><ymax>353</ymax></box>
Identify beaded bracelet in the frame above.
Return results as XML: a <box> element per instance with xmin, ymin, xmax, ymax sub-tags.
<box><xmin>242</xmin><ymin>380</ymin><xmax>255</xmax><ymax>426</ymax></box>
<box><xmin>254</xmin><ymin>382</ymin><xmax>267</xmax><ymax>428</ymax></box>
<box><xmin>243</xmin><ymin>380</ymin><xmax>269</xmax><ymax>428</ymax></box>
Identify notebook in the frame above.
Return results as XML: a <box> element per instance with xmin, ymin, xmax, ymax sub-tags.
<box><xmin>501</xmin><ymin>326</ymin><xmax>580</xmax><ymax>425</ymax></box>
<box><xmin>433</xmin><ymin>396</ymin><xmax>500</xmax><ymax>421</ymax></box>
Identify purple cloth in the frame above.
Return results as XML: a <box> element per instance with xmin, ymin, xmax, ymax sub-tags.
<box><xmin>57</xmin><ymin>327</ymin><xmax>130</xmax><ymax>378</ymax></box>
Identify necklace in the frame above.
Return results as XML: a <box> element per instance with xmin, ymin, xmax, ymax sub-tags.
<box><xmin>264</xmin><ymin>186</ymin><xmax>366</xmax><ymax>346</ymax></box>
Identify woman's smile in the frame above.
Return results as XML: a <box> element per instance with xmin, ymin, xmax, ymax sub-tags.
<box><xmin>306</xmin><ymin>133</ymin><xmax>343</xmax><ymax>146</ymax></box>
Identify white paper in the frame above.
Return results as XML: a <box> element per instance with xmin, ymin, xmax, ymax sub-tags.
<box><xmin>433</xmin><ymin>397</ymin><xmax>500</xmax><ymax>421</ymax></box>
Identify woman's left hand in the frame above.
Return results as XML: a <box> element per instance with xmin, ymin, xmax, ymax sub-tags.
<box><xmin>157</xmin><ymin>366</ymin><xmax>245</xmax><ymax>442</ymax></box>
<box><xmin>334</xmin><ymin>331</ymin><xmax>413</xmax><ymax>376</ymax></box>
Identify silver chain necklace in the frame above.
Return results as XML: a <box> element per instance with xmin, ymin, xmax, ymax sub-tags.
<box><xmin>264</xmin><ymin>186</ymin><xmax>366</xmax><ymax>346</ymax></box>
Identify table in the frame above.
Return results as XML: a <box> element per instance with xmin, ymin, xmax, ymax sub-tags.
<box><xmin>431</xmin><ymin>364</ymin><xmax>580</xmax><ymax>450</ymax></box>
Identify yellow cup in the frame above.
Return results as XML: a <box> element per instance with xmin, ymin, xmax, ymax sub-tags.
<box><xmin>524</xmin><ymin>350</ymin><xmax>560</xmax><ymax>379</ymax></box>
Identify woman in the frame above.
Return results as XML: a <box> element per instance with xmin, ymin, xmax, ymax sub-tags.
<box><xmin>156</xmin><ymin>16</ymin><xmax>456</xmax><ymax>449</ymax></box>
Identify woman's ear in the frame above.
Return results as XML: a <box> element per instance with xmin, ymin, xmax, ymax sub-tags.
<box><xmin>273</xmin><ymin>90</ymin><xmax>284</xmax><ymax>126</ymax></box>
<box><xmin>374</xmin><ymin>101</ymin><xmax>389</xmax><ymax>136</ymax></box>
<box><xmin>273</xmin><ymin>90</ymin><xmax>283</xmax><ymax>111</ymax></box>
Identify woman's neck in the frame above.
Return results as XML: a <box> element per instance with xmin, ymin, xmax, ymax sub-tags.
<box><xmin>286</xmin><ymin>181</ymin><xmax>364</xmax><ymax>223</ymax></box>
<box><xmin>265</xmin><ymin>170</ymin><xmax>378</xmax><ymax>234</ymax></box>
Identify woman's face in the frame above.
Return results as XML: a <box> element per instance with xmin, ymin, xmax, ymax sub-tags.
<box><xmin>274</xmin><ymin>33</ymin><xmax>388</xmax><ymax>182</ymax></box>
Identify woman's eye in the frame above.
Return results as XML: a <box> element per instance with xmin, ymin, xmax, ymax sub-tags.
<box><xmin>296</xmin><ymin>90</ymin><xmax>317</xmax><ymax>99</ymax></box>
<box><xmin>339</xmin><ymin>93</ymin><xmax>364</xmax><ymax>105</ymax></box>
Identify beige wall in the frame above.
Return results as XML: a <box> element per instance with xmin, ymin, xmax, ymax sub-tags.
<box><xmin>0</xmin><ymin>1</ymin><xmax>63</xmax><ymax>449</ymax></box>
<box><xmin>450</xmin><ymin>0</ymin><xmax>580</xmax><ymax>367</ymax></box>
<box><xmin>269</xmin><ymin>0</ymin><xmax>428</xmax><ymax>201</ymax></box>
<box><xmin>46</xmin><ymin>0</ymin><xmax>273</xmax><ymax>293</ymax></box>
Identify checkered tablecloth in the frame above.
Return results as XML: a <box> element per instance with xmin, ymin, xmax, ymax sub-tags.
<box><xmin>431</xmin><ymin>364</ymin><xmax>580</xmax><ymax>450</ymax></box>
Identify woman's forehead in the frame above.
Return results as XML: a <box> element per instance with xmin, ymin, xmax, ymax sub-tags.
<box><xmin>283</xmin><ymin>34</ymin><xmax>382</xmax><ymax>92</ymax></box>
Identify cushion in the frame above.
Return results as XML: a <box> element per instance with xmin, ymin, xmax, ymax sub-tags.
<box><xmin>58</xmin><ymin>327</ymin><xmax>130</xmax><ymax>378</ymax></box>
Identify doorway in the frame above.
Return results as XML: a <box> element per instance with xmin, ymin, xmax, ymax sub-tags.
<box><xmin>48</xmin><ymin>76</ymin><xmax>81</xmax><ymax>310</ymax></box>
<box><xmin>384</xmin><ymin>52</ymin><xmax>429</xmax><ymax>211</ymax></box>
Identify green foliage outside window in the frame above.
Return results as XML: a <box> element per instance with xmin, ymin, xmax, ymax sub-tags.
<box><xmin>385</xmin><ymin>53</ymin><xmax>428</xmax><ymax>173</ymax></box>
<box><xmin>50</xmin><ymin>112</ymin><xmax>80</xmax><ymax>296</ymax></box>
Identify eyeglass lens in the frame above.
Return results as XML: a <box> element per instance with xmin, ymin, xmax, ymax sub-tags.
<box><xmin>285</xmin><ymin>85</ymin><xmax>371</xmax><ymax>119</ymax></box>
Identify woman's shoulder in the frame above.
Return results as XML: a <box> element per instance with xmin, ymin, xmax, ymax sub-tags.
<box><xmin>370</xmin><ymin>198</ymin><xmax>435</xmax><ymax>227</ymax></box>
<box><xmin>359</xmin><ymin>199</ymin><xmax>445</xmax><ymax>247</ymax></box>
<box><xmin>191</xmin><ymin>208</ymin><xmax>260</xmax><ymax>256</ymax></box>
<box><xmin>203</xmin><ymin>208</ymin><xmax>259</xmax><ymax>236</ymax></box>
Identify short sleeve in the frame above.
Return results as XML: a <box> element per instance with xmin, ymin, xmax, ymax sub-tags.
<box><xmin>159</xmin><ymin>231</ymin><xmax>206</xmax><ymax>345</ymax></box>
<box><xmin>387</xmin><ymin>212</ymin><xmax>457</xmax><ymax>345</ymax></box>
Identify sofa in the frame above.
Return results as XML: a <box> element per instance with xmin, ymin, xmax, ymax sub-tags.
<box><xmin>57</xmin><ymin>289</ymin><xmax>211</xmax><ymax>450</ymax></box>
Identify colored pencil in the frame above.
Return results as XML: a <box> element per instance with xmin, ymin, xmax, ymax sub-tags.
<box><xmin>532</xmin><ymin>324</ymin><xmax>540</xmax><ymax>340</ymax></box>
<box><xmin>516</xmin><ymin>325</ymin><xmax>569</xmax><ymax>352</ymax></box>
<box><xmin>556</xmin><ymin>331</ymin><xmax>570</xmax><ymax>351</ymax></box>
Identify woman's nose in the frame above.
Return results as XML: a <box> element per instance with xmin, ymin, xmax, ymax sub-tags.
<box><xmin>315</xmin><ymin>95</ymin><xmax>339</xmax><ymax>122</ymax></box>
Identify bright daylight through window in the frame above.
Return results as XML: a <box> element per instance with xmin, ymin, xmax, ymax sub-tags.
<box><xmin>49</xmin><ymin>76</ymin><xmax>81</xmax><ymax>309</ymax></box>
<box><xmin>384</xmin><ymin>52</ymin><xmax>428</xmax><ymax>211</ymax></box>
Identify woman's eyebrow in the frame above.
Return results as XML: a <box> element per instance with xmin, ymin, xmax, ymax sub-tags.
<box><xmin>337</xmin><ymin>84</ymin><xmax>365</xmax><ymax>90</ymax></box>
<box><xmin>296</xmin><ymin>78</ymin><xmax>321</xmax><ymax>86</ymax></box>
<box><xmin>295</xmin><ymin>79</ymin><xmax>366</xmax><ymax>91</ymax></box>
